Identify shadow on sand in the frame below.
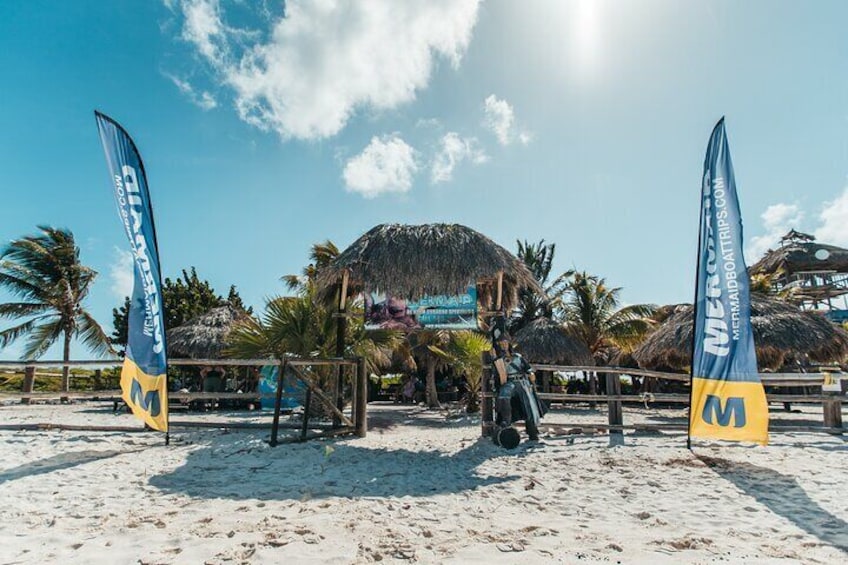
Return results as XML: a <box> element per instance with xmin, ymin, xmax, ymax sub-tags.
<box><xmin>701</xmin><ymin>456</ymin><xmax>848</xmax><ymax>553</ymax></box>
<box><xmin>0</xmin><ymin>449</ymin><xmax>134</xmax><ymax>485</ymax></box>
<box><xmin>149</xmin><ymin>433</ymin><xmax>518</xmax><ymax>501</ymax></box>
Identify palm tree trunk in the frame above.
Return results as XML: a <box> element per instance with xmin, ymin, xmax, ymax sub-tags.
<box><xmin>61</xmin><ymin>330</ymin><xmax>72</xmax><ymax>392</ymax></box>
<box><xmin>425</xmin><ymin>359</ymin><xmax>440</xmax><ymax>409</ymax></box>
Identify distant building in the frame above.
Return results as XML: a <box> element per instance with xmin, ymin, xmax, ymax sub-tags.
<box><xmin>749</xmin><ymin>230</ymin><xmax>848</xmax><ymax>322</ymax></box>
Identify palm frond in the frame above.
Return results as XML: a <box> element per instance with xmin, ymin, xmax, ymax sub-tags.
<box><xmin>21</xmin><ymin>318</ymin><xmax>63</xmax><ymax>360</ymax></box>
<box><xmin>0</xmin><ymin>318</ymin><xmax>40</xmax><ymax>349</ymax></box>
<box><xmin>0</xmin><ymin>302</ymin><xmax>50</xmax><ymax>319</ymax></box>
<box><xmin>76</xmin><ymin>311</ymin><xmax>116</xmax><ymax>357</ymax></box>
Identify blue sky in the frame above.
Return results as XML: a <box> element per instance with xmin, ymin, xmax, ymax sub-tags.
<box><xmin>2</xmin><ymin>0</ymin><xmax>847</xmax><ymax>359</ymax></box>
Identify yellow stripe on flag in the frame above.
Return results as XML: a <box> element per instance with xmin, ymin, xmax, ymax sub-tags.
<box><xmin>120</xmin><ymin>358</ymin><xmax>169</xmax><ymax>432</ymax></box>
<box><xmin>690</xmin><ymin>377</ymin><xmax>768</xmax><ymax>445</ymax></box>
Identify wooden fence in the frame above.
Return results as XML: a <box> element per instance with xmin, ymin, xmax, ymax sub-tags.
<box><xmin>0</xmin><ymin>357</ymin><xmax>368</xmax><ymax>445</ymax></box>
<box><xmin>481</xmin><ymin>363</ymin><xmax>846</xmax><ymax>437</ymax></box>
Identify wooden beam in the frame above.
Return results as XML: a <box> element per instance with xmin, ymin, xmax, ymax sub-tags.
<box><xmin>21</xmin><ymin>366</ymin><xmax>35</xmax><ymax>405</ymax></box>
<box><xmin>495</xmin><ymin>271</ymin><xmax>504</xmax><ymax>311</ymax></box>
<box><xmin>480</xmin><ymin>353</ymin><xmax>494</xmax><ymax>438</ymax></box>
<box><xmin>289</xmin><ymin>365</ymin><xmax>355</xmax><ymax>428</ymax></box>
<box><xmin>339</xmin><ymin>270</ymin><xmax>350</xmax><ymax>310</ymax></box>
<box><xmin>269</xmin><ymin>359</ymin><xmax>289</xmax><ymax>447</ymax></box>
<box><xmin>355</xmin><ymin>357</ymin><xmax>368</xmax><ymax>437</ymax></box>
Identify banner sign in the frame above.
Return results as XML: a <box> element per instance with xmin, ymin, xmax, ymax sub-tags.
<box><xmin>96</xmin><ymin>111</ymin><xmax>169</xmax><ymax>432</ymax></box>
<box><xmin>690</xmin><ymin>118</ymin><xmax>768</xmax><ymax>445</ymax></box>
<box><xmin>364</xmin><ymin>286</ymin><xmax>478</xmax><ymax>330</ymax></box>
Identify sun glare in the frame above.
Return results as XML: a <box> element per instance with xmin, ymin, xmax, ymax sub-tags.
<box><xmin>572</xmin><ymin>0</ymin><xmax>602</xmax><ymax>79</ymax></box>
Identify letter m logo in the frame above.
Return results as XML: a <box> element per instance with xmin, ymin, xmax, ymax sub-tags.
<box><xmin>702</xmin><ymin>395</ymin><xmax>746</xmax><ymax>427</ymax></box>
<box><xmin>130</xmin><ymin>378</ymin><xmax>161</xmax><ymax>417</ymax></box>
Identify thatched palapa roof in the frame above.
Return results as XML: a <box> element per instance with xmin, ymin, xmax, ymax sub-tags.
<box><xmin>166</xmin><ymin>303</ymin><xmax>251</xmax><ymax>359</ymax></box>
<box><xmin>316</xmin><ymin>224</ymin><xmax>541</xmax><ymax>310</ymax></box>
<box><xmin>749</xmin><ymin>231</ymin><xmax>848</xmax><ymax>275</ymax></box>
<box><xmin>513</xmin><ymin>318</ymin><xmax>594</xmax><ymax>366</ymax></box>
<box><xmin>632</xmin><ymin>295</ymin><xmax>848</xmax><ymax>371</ymax></box>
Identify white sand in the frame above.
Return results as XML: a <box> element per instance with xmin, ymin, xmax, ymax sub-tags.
<box><xmin>0</xmin><ymin>401</ymin><xmax>846</xmax><ymax>564</ymax></box>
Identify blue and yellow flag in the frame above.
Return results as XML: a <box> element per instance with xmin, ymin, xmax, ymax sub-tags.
<box><xmin>690</xmin><ymin>118</ymin><xmax>768</xmax><ymax>445</ymax></box>
<box><xmin>96</xmin><ymin>112</ymin><xmax>169</xmax><ymax>432</ymax></box>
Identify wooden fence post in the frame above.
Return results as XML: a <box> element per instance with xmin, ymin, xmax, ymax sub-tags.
<box><xmin>270</xmin><ymin>359</ymin><xmax>288</xmax><ymax>447</ymax></box>
<box><xmin>355</xmin><ymin>357</ymin><xmax>368</xmax><ymax>437</ymax></box>
<box><xmin>21</xmin><ymin>366</ymin><xmax>35</xmax><ymax>405</ymax></box>
<box><xmin>605</xmin><ymin>372</ymin><xmax>624</xmax><ymax>444</ymax></box>
<box><xmin>823</xmin><ymin>396</ymin><xmax>843</xmax><ymax>433</ymax></box>
<box><xmin>300</xmin><ymin>388</ymin><xmax>313</xmax><ymax>441</ymax></box>
<box><xmin>481</xmin><ymin>353</ymin><xmax>493</xmax><ymax>438</ymax></box>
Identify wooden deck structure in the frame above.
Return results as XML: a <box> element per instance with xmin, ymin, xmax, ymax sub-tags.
<box><xmin>0</xmin><ymin>357</ymin><xmax>368</xmax><ymax>445</ymax></box>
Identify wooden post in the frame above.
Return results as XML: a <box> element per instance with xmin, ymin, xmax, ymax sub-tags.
<box><xmin>495</xmin><ymin>271</ymin><xmax>504</xmax><ymax>312</ymax></box>
<box><xmin>355</xmin><ymin>357</ymin><xmax>368</xmax><ymax>437</ymax></box>
<box><xmin>269</xmin><ymin>359</ymin><xmax>288</xmax><ymax>447</ymax></box>
<box><xmin>300</xmin><ymin>387</ymin><xmax>313</xmax><ymax>441</ymax></box>
<box><xmin>334</xmin><ymin>270</ymin><xmax>349</xmax><ymax>428</ymax></box>
<box><xmin>605</xmin><ymin>372</ymin><xmax>624</xmax><ymax>444</ymax></box>
<box><xmin>823</xmin><ymin>397</ymin><xmax>843</xmax><ymax>433</ymax></box>
<box><xmin>481</xmin><ymin>353</ymin><xmax>494</xmax><ymax>437</ymax></box>
<box><xmin>21</xmin><ymin>366</ymin><xmax>35</xmax><ymax>405</ymax></box>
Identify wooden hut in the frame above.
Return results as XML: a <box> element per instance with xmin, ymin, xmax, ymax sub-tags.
<box><xmin>513</xmin><ymin>318</ymin><xmax>593</xmax><ymax>392</ymax></box>
<box><xmin>632</xmin><ymin>295</ymin><xmax>848</xmax><ymax>371</ymax></box>
<box><xmin>166</xmin><ymin>303</ymin><xmax>251</xmax><ymax>360</ymax></box>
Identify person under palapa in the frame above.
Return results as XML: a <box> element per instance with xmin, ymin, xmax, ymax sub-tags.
<box><xmin>489</xmin><ymin>316</ymin><xmax>547</xmax><ymax>447</ymax></box>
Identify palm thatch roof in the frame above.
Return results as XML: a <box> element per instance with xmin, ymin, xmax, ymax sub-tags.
<box><xmin>513</xmin><ymin>318</ymin><xmax>594</xmax><ymax>366</ymax></box>
<box><xmin>632</xmin><ymin>295</ymin><xmax>848</xmax><ymax>371</ymax></box>
<box><xmin>316</xmin><ymin>224</ymin><xmax>541</xmax><ymax>310</ymax></box>
<box><xmin>167</xmin><ymin>303</ymin><xmax>251</xmax><ymax>359</ymax></box>
<box><xmin>749</xmin><ymin>231</ymin><xmax>848</xmax><ymax>275</ymax></box>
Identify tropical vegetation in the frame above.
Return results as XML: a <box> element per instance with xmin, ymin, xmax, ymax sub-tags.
<box><xmin>0</xmin><ymin>226</ymin><xmax>113</xmax><ymax>391</ymax></box>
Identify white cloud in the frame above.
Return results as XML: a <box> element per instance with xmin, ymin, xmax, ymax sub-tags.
<box><xmin>343</xmin><ymin>134</ymin><xmax>418</xmax><ymax>198</ymax></box>
<box><xmin>814</xmin><ymin>186</ymin><xmax>848</xmax><ymax>246</ymax></box>
<box><xmin>483</xmin><ymin>94</ymin><xmax>531</xmax><ymax>146</ymax></box>
<box><xmin>180</xmin><ymin>0</ymin><xmax>228</xmax><ymax>61</ymax></box>
<box><xmin>165</xmin><ymin>73</ymin><xmax>218</xmax><ymax>110</ymax></box>
<box><xmin>109</xmin><ymin>248</ymin><xmax>135</xmax><ymax>299</ymax></box>
<box><xmin>430</xmin><ymin>132</ymin><xmax>488</xmax><ymax>184</ymax></box>
<box><xmin>745</xmin><ymin>203</ymin><xmax>803</xmax><ymax>263</ymax></box>
<box><xmin>176</xmin><ymin>0</ymin><xmax>481</xmax><ymax>140</ymax></box>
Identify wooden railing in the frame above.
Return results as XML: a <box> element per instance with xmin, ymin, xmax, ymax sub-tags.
<box><xmin>0</xmin><ymin>357</ymin><xmax>369</xmax><ymax>445</ymax></box>
<box><xmin>480</xmin><ymin>363</ymin><xmax>846</xmax><ymax>438</ymax></box>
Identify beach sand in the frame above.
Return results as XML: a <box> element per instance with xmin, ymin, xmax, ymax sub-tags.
<box><xmin>0</xmin><ymin>401</ymin><xmax>846</xmax><ymax>564</ymax></box>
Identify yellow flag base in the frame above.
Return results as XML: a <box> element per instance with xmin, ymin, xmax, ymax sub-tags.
<box><xmin>120</xmin><ymin>358</ymin><xmax>169</xmax><ymax>432</ymax></box>
<box><xmin>690</xmin><ymin>377</ymin><xmax>768</xmax><ymax>445</ymax></box>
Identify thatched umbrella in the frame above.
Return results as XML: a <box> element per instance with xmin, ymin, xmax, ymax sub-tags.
<box><xmin>167</xmin><ymin>303</ymin><xmax>251</xmax><ymax>359</ymax></box>
<box><xmin>316</xmin><ymin>223</ymin><xmax>541</xmax><ymax>310</ymax></box>
<box><xmin>317</xmin><ymin>223</ymin><xmax>541</xmax><ymax>408</ymax></box>
<box><xmin>513</xmin><ymin>318</ymin><xmax>594</xmax><ymax>393</ymax></box>
<box><xmin>632</xmin><ymin>295</ymin><xmax>848</xmax><ymax>371</ymax></box>
<box><xmin>513</xmin><ymin>318</ymin><xmax>593</xmax><ymax>366</ymax></box>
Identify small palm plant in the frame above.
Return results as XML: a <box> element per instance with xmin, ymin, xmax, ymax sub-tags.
<box><xmin>445</xmin><ymin>330</ymin><xmax>491</xmax><ymax>413</ymax></box>
<box><xmin>227</xmin><ymin>240</ymin><xmax>400</xmax><ymax>416</ymax></box>
<box><xmin>0</xmin><ymin>226</ymin><xmax>113</xmax><ymax>390</ymax></box>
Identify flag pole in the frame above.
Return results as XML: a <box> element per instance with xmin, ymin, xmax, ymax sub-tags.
<box><xmin>95</xmin><ymin>110</ymin><xmax>170</xmax><ymax>445</ymax></box>
<box><xmin>687</xmin><ymin>117</ymin><xmax>723</xmax><ymax>451</ymax></box>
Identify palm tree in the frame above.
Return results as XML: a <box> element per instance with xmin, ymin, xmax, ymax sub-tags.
<box><xmin>511</xmin><ymin>240</ymin><xmax>559</xmax><ymax>332</ymax></box>
<box><xmin>395</xmin><ymin>329</ymin><xmax>452</xmax><ymax>409</ymax></box>
<box><xmin>445</xmin><ymin>330</ymin><xmax>491</xmax><ymax>413</ymax></box>
<box><xmin>0</xmin><ymin>226</ymin><xmax>113</xmax><ymax>391</ymax></box>
<box><xmin>228</xmin><ymin>240</ymin><xmax>400</xmax><ymax>415</ymax></box>
<box><xmin>559</xmin><ymin>271</ymin><xmax>656</xmax><ymax>395</ymax></box>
